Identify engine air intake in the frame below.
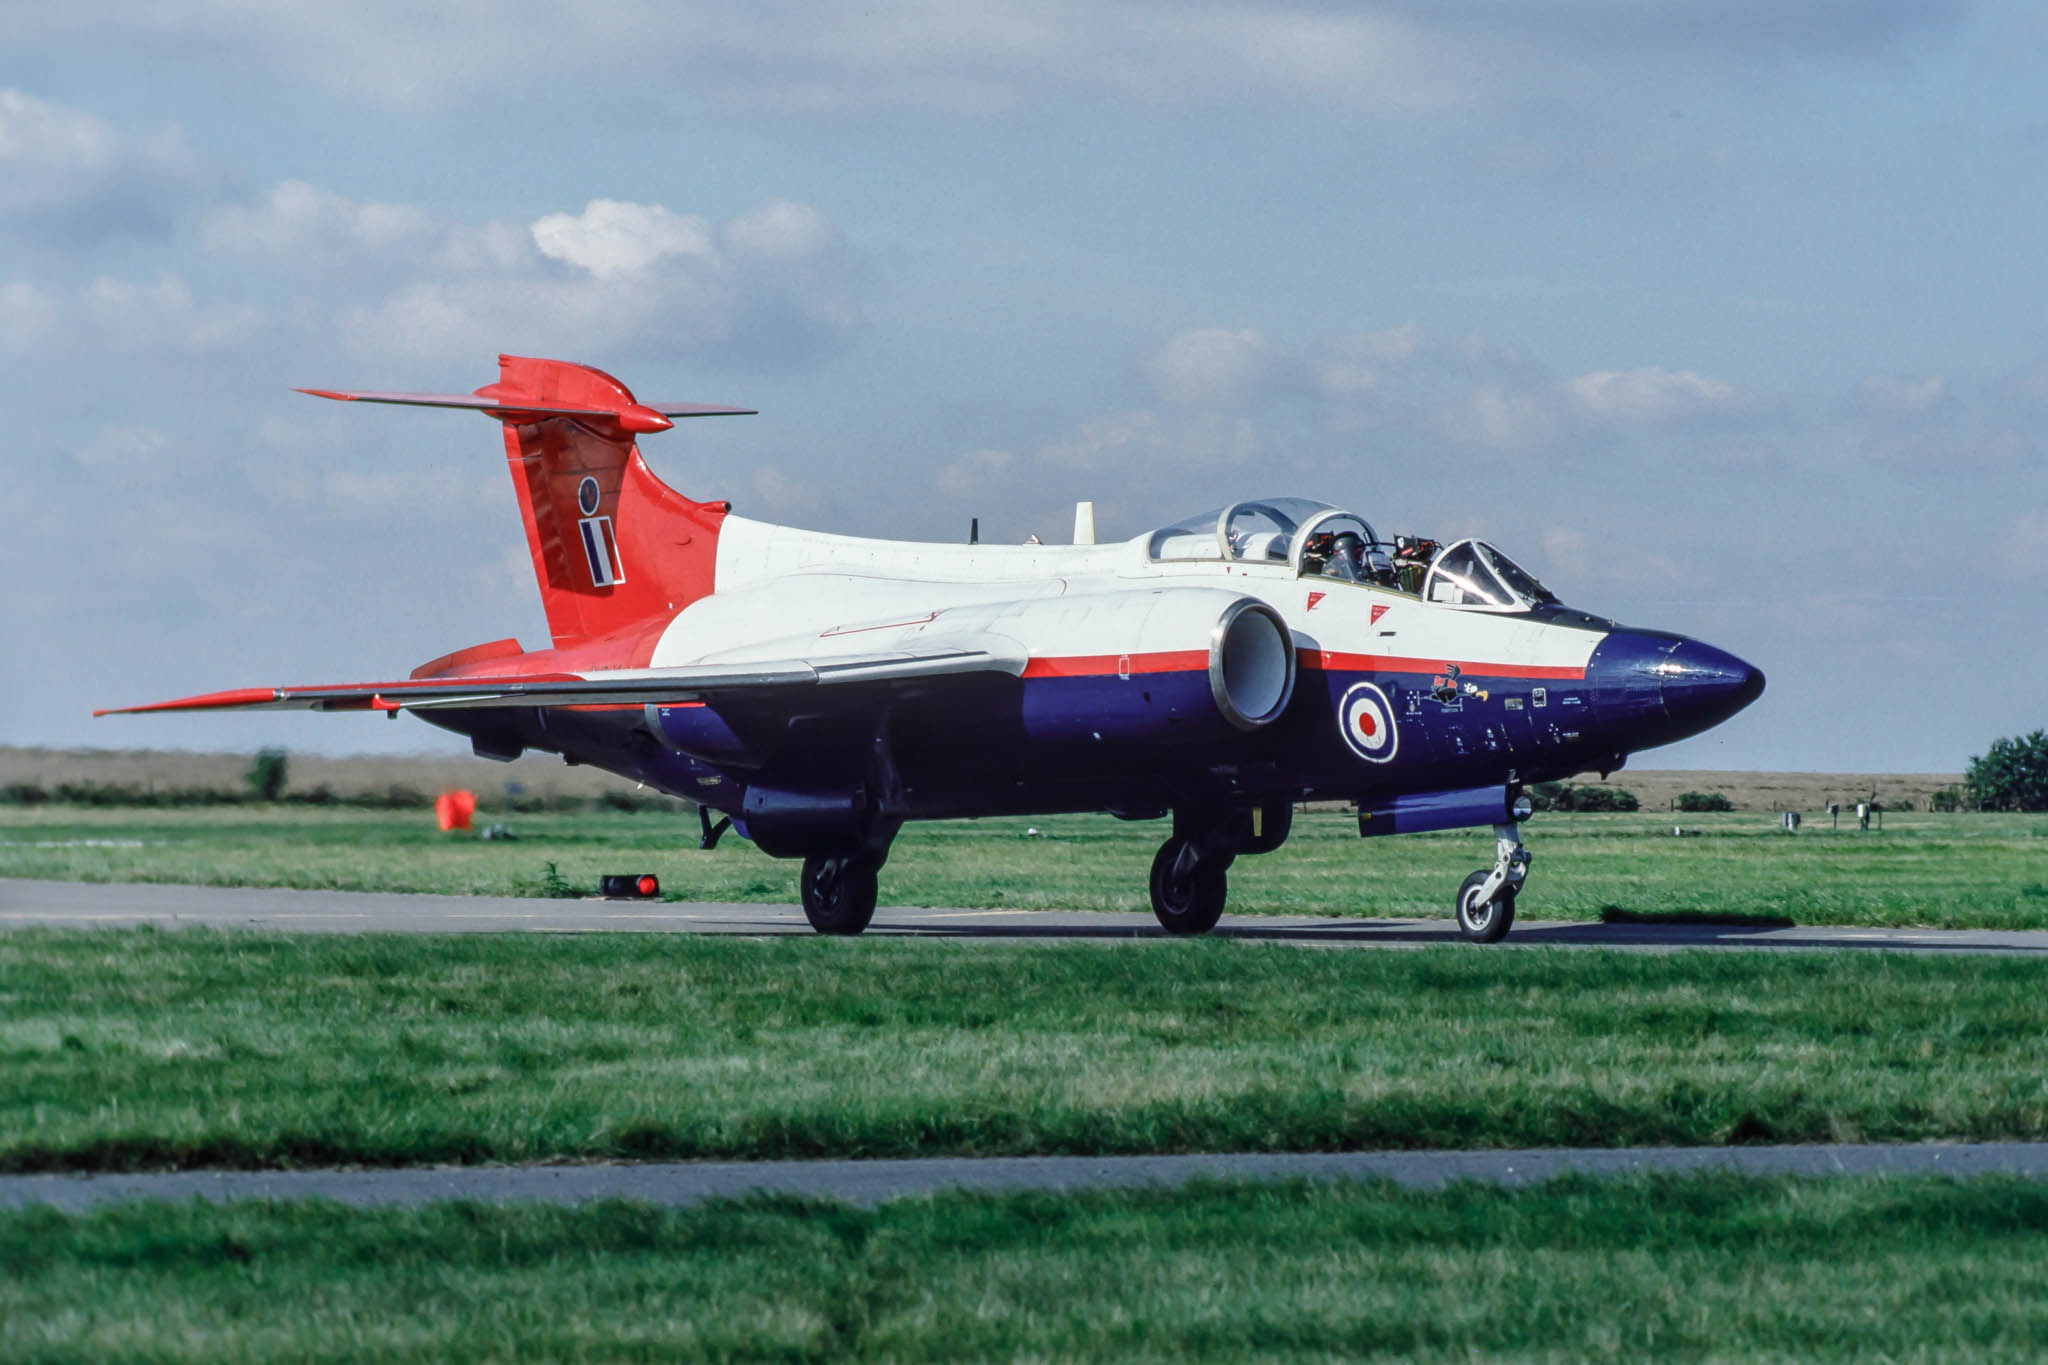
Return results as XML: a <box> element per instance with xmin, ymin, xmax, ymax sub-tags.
<box><xmin>1210</xmin><ymin>599</ymin><xmax>1296</xmax><ymax>730</ymax></box>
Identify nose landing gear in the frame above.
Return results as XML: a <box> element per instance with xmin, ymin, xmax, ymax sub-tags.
<box><xmin>1456</xmin><ymin>822</ymin><xmax>1531</xmax><ymax>944</ymax></box>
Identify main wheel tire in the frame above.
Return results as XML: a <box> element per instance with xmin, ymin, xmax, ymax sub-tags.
<box><xmin>1149</xmin><ymin>835</ymin><xmax>1227</xmax><ymax>935</ymax></box>
<box><xmin>800</xmin><ymin>854</ymin><xmax>879</xmax><ymax>935</ymax></box>
<box><xmin>1455</xmin><ymin>869</ymin><xmax>1515</xmax><ymax>944</ymax></box>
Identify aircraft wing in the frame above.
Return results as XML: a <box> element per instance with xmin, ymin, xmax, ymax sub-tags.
<box><xmin>95</xmin><ymin>647</ymin><xmax>1025</xmax><ymax>717</ymax></box>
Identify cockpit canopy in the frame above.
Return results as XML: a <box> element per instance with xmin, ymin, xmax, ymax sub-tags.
<box><xmin>1145</xmin><ymin>497</ymin><xmax>1560</xmax><ymax>612</ymax></box>
<box><xmin>1420</xmin><ymin>539</ymin><xmax>1560</xmax><ymax>612</ymax></box>
<box><xmin>1147</xmin><ymin>498</ymin><xmax>1379</xmax><ymax>570</ymax></box>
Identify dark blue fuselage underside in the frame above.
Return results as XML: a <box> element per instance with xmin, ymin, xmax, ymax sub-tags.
<box><xmin>422</xmin><ymin>627</ymin><xmax>1763</xmax><ymax>833</ymax></box>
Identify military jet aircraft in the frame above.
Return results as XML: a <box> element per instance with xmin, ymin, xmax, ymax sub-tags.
<box><xmin>101</xmin><ymin>354</ymin><xmax>1764</xmax><ymax>942</ymax></box>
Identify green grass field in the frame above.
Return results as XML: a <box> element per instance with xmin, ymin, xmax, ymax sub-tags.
<box><xmin>8</xmin><ymin>814</ymin><xmax>2047</xmax><ymax>1359</ymax></box>
<box><xmin>6</xmin><ymin>1176</ymin><xmax>2047</xmax><ymax>1361</ymax></box>
<box><xmin>7</xmin><ymin>931</ymin><xmax>2048</xmax><ymax>1171</ymax></box>
<box><xmin>3</xmin><ymin>804</ymin><xmax>2046</xmax><ymax>927</ymax></box>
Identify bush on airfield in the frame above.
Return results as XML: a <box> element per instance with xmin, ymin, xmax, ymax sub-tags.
<box><xmin>1966</xmin><ymin>730</ymin><xmax>2048</xmax><ymax>812</ymax></box>
<box><xmin>1527</xmin><ymin>781</ymin><xmax>1640</xmax><ymax>813</ymax></box>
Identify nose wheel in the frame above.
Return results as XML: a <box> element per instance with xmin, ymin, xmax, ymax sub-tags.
<box><xmin>1455</xmin><ymin>823</ymin><xmax>1530</xmax><ymax>944</ymax></box>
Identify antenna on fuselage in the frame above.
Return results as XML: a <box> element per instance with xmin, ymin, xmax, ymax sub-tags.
<box><xmin>970</xmin><ymin>517</ymin><xmax>979</xmax><ymax>545</ymax></box>
<box><xmin>1072</xmin><ymin>501</ymin><xmax>1096</xmax><ymax>546</ymax></box>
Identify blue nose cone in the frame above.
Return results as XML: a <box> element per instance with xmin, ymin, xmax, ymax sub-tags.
<box><xmin>1587</xmin><ymin>630</ymin><xmax>1765</xmax><ymax>754</ymax></box>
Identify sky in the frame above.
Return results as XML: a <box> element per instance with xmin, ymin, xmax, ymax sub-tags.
<box><xmin>4</xmin><ymin>0</ymin><xmax>2045</xmax><ymax>774</ymax></box>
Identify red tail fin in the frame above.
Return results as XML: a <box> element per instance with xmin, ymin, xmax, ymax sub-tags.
<box><xmin>485</xmin><ymin>355</ymin><xmax>734</xmax><ymax>651</ymax></box>
<box><xmin>303</xmin><ymin>355</ymin><xmax>750</xmax><ymax>657</ymax></box>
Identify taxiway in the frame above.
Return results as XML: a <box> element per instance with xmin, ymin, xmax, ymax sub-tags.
<box><xmin>4</xmin><ymin>878</ymin><xmax>2044</xmax><ymax>953</ymax></box>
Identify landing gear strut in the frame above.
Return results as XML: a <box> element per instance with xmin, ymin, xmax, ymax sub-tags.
<box><xmin>1145</xmin><ymin>802</ymin><xmax>1293</xmax><ymax>934</ymax></box>
<box><xmin>1455</xmin><ymin>822</ymin><xmax>1530</xmax><ymax>944</ymax></box>
<box><xmin>800</xmin><ymin>852</ymin><xmax>880</xmax><ymax>935</ymax></box>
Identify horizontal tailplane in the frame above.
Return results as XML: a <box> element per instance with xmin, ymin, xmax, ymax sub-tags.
<box><xmin>303</xmin><ymin>355</ymin><xmax>752</xmax><ymax>658</ymax></box>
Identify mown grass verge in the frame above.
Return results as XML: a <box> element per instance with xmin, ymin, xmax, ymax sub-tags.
<box><xmin>4</xmin><ymin>805</ymin><xmax>2046</xmax><ymax>927</ymax></box>
<box><xmin>6</xmin><ymin>1175</ymin><xmax>2048</xmax><ymax>1361</ymax></box>
<box><xmin>6</xmin><ymin>931</ymin><xmax>2048</xmax><ymax>1171</ymax></box>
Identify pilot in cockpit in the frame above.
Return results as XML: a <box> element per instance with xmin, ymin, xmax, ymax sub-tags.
<box><xmin>1304</xmin><ymin>530</ymin><xmax>1398</xmax><ymax>587</ymax></box>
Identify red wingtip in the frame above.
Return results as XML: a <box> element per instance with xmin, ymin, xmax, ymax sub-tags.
<box><xmin>95</xmin><ymin>686</ymin><xmax>282</xmax><ymax>716</ymax></box>
<box><xmin>296</xmin><ymin>388</ymin><xmax>356</xmax><ymax>401</ymax></box>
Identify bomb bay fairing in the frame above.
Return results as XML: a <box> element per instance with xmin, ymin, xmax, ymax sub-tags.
<box><xmin>101</xmin><ymin>355</ymin><xmax>1764</xmax><ymax>941</ymax></box>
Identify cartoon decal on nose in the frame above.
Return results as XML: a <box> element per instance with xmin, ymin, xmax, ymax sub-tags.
<box><xmin>1338</xmin><ymin>681</ymin><xmax>1398</xmax><ymax>762</ymax></box>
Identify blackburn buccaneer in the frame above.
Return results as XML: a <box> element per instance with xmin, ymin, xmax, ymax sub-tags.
<box><xmin>101</xmin><ymin>355</ymin><xmax>1764</xmax><ymax>941</ymax></box>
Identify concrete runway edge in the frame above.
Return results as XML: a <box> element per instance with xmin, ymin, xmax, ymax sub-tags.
<box><xmin>10</xmin><ymin>1144</ymin><xmax>2048</xmax><ymax>1213</ymax></box>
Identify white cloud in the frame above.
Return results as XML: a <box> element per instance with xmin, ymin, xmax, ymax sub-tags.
<box><xmin>1449</xmin><ymin>382</ymin><xmax>1566</xmax><ymax>454</ymax></box>
<box><xmin>1312</xmin><ymin>325</ymin><xmax>1427</xmax><ymax>399</ymax></box>
<box><xmin>532</xmin><ymin>200</ymin><xmax>715</xmax><ymax>279</ymax></box>
<box><xmin>202</xmin><ymin>179</ymin><xmax>434</xmax><ymax>258</ymax></box>
<box><xmin>326</xmin><ymin>196</ymin><xmax>859</xmax><ymax>369</ymax></box>
<box><xmin>1037</xmin><ymin>408</ymin><xmax>1269</xmax><ymax>473</ymax></box>
<box><xmin>722</xmin><ymin>200</ymin><xmax>839</xmax><ymax>262</ymax></box>
<box><xmin>936</xmin><ymin>448</ymin><xmax>1015</xmax><ymax>498</ymax></box>
<box><xmin>1856</xmin><ymin>372</ymin><xmax>1950</xmax><ymax>417</ymax></box>
<box><xmin>83</xmin><ymin>272</ymin><xmax>257</xmax><ymax>349</ymax></box>
<box><xmin>7</xmin><ymin>4</ymin><xmax>1967</xmax><ymax>119</ymax></box>
<box><xmin>745</xmin><ymin>464</ymin><xmax>831</xmax><ymax>525</ymax></box>
<box><xmin>0</xmin><ymin>272</ymin><xmax>258</xmax><ymax>354</ymax></box>
<box><xmin>2002</xmin><ymin>510</ymin><xmax>2048</xmax><ymax>574</ymax></box>
<box><xmin>1566</xmin><ymin>367</ymin><xmax>1753</xmax><ymax>424</ymax></box>
<box><xmin>1037</xmin><ymin>411</ymin><xmax>1171</xmax><ymax>469</ymax></box>
<box><xmin>0</xmin><ymin>88</ymin><xmax>201</xmax><ymax>241</ymax></box>
<box><xmin>71</xmin><ymin>424</ymin><xmax>176</xmax><ymax>473</ymax></box>
<box><xmin>0</xmin><ymin>281</ymin><xmax>59</xmax><ymax>352</ymax></box>
<box><xmin>1144</xmin><ymin>327</ymin><xmax>1293</xmax><ymax>407</ymax></box>
<box><xmin>2010</xmin><ymin>359</ymin><xmax>2048</xmax><ymax>405</ymax></box>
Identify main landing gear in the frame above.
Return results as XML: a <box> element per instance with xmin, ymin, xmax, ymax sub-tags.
<box><xmin>1146</xmin><ymin>803</ymin><xmax>1291</xmax><ymax>934</ymax></box>
<box><xmin>1455</xmin><ymin>822</ymin><xmax>1531</xmax><ymax>944</ymax></box>
<box><xmin>800</xmin><ymin>852</ymin><xmax>881</xmax><ymax>935</ymax></box>
<box><xmin>1150</xmin><ymin>835</ymin><xmax>1230</xmax><ymax>934</ymax></box>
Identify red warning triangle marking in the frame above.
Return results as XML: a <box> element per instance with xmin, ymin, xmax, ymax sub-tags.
<box><xmin>1306</xmin><ymin>591</ymin><xmax>1327</xmax><ymax>611</ymax></box>
<box><xmin>1370</xmin><ymin>603</ymin><xmax>1389</xmax><ymax>624</ymax></box>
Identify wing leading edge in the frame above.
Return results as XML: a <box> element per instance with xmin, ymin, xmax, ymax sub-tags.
<box><xmin>95</xmin><ymin>648</ymin><xmax>1024</xmax><ymax>718</ymax></box>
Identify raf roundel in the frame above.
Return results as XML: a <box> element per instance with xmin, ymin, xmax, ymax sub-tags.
<box><xmin>1338</xmin><ymin>681</ymin><xmax>1398</xmax><ymax>763</ymax></box>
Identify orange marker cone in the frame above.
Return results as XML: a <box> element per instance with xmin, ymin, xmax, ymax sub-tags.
<box><xmin>435</xmin><ymin>789</ymin><xmax>477</xmax><ymax>832</ymax></box>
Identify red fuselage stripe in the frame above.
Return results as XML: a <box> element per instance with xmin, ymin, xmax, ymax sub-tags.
<box><xmin>1021</xmin><ymin>651</ymin><xmax>1209</xmax><ymax>679</ymax></box>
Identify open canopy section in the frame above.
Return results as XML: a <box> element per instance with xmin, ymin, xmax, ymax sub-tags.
<box><xmin>1147</xmin><ymin>498</ymin><xmax>1386</xmax><ymax>567</ymax></box>
<box><xmin>1146</xmin><ymin>502</ymin><xmax>1562</xmax><ymax>610</ymax></box>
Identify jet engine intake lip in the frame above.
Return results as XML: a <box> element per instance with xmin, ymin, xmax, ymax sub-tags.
<box><xmin>1209</xmin><ymin>598</ymin><xmax>1296</xmax><ymax>731</ymax></box>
